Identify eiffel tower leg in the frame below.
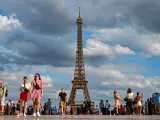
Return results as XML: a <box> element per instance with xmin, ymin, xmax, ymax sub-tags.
<box><xmin>69</xmin><ymin>86</ymin><xmax>77</xmax><ymax>104</ymax></box>
<box><xmin>83</xmin><ymin>85</ymin><xmax>90</xmax><ymax>101</ymax></box>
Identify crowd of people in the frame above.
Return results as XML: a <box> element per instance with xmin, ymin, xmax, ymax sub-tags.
<box><xmin>0</xmin><ymin>73</ymin><xmax>160</xmax><ymax>117</ymax></box>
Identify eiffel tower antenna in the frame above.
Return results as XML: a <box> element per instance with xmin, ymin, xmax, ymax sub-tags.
<box><xmin>79</xmin><ymin>7</ymin><xmax>80</xmax><ymax>17</ymax></box>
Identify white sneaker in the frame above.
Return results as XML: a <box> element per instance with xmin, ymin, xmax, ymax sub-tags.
<box><xmin>37</xmin><ymin>112</ymin><xmax>40</xmax><ymax>117</ymax></box>
<box><xmin>17</xmin><ymin>113</ymin><xmax>23</xmax><ymax>117</ymax></box>
<box><xmin>24</xmin><ymin>113</ymin><xmax>26</xmax><ymax>117</ymax></box>
<box><xmin>33</xmin><ymin>113</ymin><xmax>36</xmax><ymax>117</ymax></box>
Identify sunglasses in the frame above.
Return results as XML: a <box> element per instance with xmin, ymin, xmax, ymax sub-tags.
<box><xmin>35</xmin><ymin>75</ymin><xmax>39</xmax><ymax>77</ymax></box>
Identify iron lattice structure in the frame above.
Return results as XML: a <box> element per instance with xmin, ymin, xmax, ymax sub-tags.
<box><xmin>68</xmin><ymin>8</ymin><xmax>91</xmax><ymax>104</ymax></box>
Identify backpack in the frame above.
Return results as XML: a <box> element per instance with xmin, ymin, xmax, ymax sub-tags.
<box><xmin>0</xmin><ymin>87</ymin><xmax>4</xmax><ymax>97</ymax></box>
<box><xmin>5</xmin><ymin>87</ymin><xmax>8</xmax><ymax>97</ymax></box>
<box><xmin>0</xmin><ymin>86</ymin><xmax>8</xmax><ymax>97</ymax></box>
<box><xmin>133</xmin><ymin>97</ymin><xmax>137</xmax><ymax>104</ymax></box>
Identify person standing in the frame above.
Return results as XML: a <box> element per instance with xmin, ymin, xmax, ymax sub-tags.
<box><xmin>58</xmin><ymin>88</ymin><xmax>67</xmax><ymax>115</ymax></box>
<box><xmin>136</xmin><ymin>92</ymin><xmax>144</xmax><ymax>115</ymax></box>
<box><xmin>0</xmin><ymin>81</ymin><xmax>6</xmax><ymax>115</ymax></box>
<box><xmin>17</xmin><ymin>76</ymin><xmax>31</xmax><ymax>117</ymax></box>
<box><xmin>31</xmin><ymin>73</ymin><xmax>43</xmax><ymax>117</ymax></box>
<box><xmin>47</xmin><ymin>98</ymin><xmax>52</xmax><ymax>115</ymax></box>
<box><xmin>105</xmin><ymin>100</ymin><xmax>110</xmax><ymax>115</ymax></box>
<box><xmin>114</xmin><ymin>90</ymin><xmax>124</xmax><ymax>115</ymax></box>
<box><xmin>99</xmin><ymin>100</ymin><xmax>104</xmax><ymax>115</ymax></box>
<box><xmin>125</xmin><ymin>88</ymin><xmax>134</xmax><ymax>115</ymax></box>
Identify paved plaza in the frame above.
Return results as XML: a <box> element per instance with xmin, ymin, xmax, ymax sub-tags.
<box><xmin>0</xmin><ymin>115</ymin><xmax>159</xmax><ymax>120</ymax></box>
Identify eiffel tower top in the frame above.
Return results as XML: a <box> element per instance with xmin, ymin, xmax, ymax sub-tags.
<box><xmin>77</xmin><ymin>7</ymin><xmax>83</xmax><ymax>24</ymax></box>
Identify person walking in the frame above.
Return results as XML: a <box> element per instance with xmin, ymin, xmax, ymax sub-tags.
<box><xmin>31</xmin><ymin>73</ymin><xmax>43</xmax><ymax>117</ymax></box>
<box><xmin>17</xmin><ymin>76</ymin><xmax>31</xmax><ymax>117</ymax></box>
<box><xmin>58</xmin><ymin>88</ymin><xmax>67</xmax><ymax>115</ymax></box>
<box><xmin>0</xmin><ymin>81</ymin><xmax>7</xmax><ymax>116</ymax></box>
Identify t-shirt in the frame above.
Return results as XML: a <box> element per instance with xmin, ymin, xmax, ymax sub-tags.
<box><xmin>21</xmin><ymin>83</ymin><xmax>31</xmax><ymax>92</ymax></box>
<box><xmin>47</xmin><ymin>100</ymin><xmax>52</xmax><ymax>108</ymax></box>
<box><xmin>120</xmin><ymin>106</ymin><xmax>125</xmax><ymax>113</ymax></box>
<box><xmin>105</xmin><ymin>102</ymin><xmax>110</xmax><ymax>108</ymax></box>
<box><xmin>59</xmin><ymin>92</ymin><xmax>67</xmax><ymax>101</ymax></box>
<box><xmin>127</xmin><ymin>92</ymin><xmax>134</xmax><ymax>99</ymax></box>
<box><xmin>99</xmin><ymin>102</ymin><xmax>104</xmax><ymax>108</ymax></box>
<box><xmin>152</xmin><ymin>93</ymin><xmax>160</xmax><ymax>104</ymax></box>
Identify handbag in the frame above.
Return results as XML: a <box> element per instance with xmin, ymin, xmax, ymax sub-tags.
<box><xmin>35</xmin><ymin>80</ymin><xmax>41</xmax><ymax>90</ymax></box>
<box><xmin>24</xmin><ymin>83</ymin><xmax>30</xmax><ymax>93</ymax></box>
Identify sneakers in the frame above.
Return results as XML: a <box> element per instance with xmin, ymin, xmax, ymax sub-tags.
<box><xmin>33</xmin><ymin>113</ymin><xmax>36</xmax><ymax>117</ymax></box>
<box><xmin>37</xmin><ymin>112</ymin><xmax>41</xmax><ymax>117</ymax></box>
<box><xmin>17</xmin><ymin>113</ymin><xmax>23</xmax><ymax>117</ymax></box>
<box><xmin>24</xmin><ymin>113</ymin><xmax>26</xmax><ymax>117</ymax></box>
<box><xmin>33</xmin><ymin>112</ymin><xmax>41</xmax><ymax>117</ymax></box>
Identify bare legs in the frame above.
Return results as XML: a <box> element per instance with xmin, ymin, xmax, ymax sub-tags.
<box><xmin>0</xmin><ymin>105</ymin><xmax>4</xmax><ymax>113</ymax></box>
<box><xmin>32</xmin><ymin>98</ymin><xmax>36</xmax><ymax>113</ymax></box>
<box><xmin>17</xmin><ymin>99</ymin><xmax>28</xmax><ymax>116</ymax></box>
<box><xmin>115</xmin><ymin>105</ymin><xmax>119</xmax><ymax>115</ymax></box>
<box><xmin>19</xmin><ymin>99</ymin><xmax>23</xmax><ymax>113</ymax></box>
<box><xmin>32</xmin><ymin>98</ymin><xmax>41</xmax><ymax>116</ymax></box>
<box><xmin>138</xmin><ymin>106</ymin><xmax>142</xmax><ymax>115</ymax></box>
<box><xmin>37</xmin><ymin>98</ymin><xmax>41</xmax><ymax>112</ymax></box>
<box><xmin>24</xmin><ymin>102</ymin><xmax>27</xmax><ymax>114</ymax></box>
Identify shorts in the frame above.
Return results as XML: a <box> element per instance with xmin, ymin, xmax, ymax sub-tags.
<box><xmin>20</xmin><ymin>92</ymin><xmax>30</xmax><ymax>102</ymax></box>
<box><xmin>0</xmin><ymin>96</ymin><xmax>5</xmax><ymax>105</ymax></box>
<box><xmin>60</xmin><ymin>101</ymin><xmax>66</xmax><ymax>108</ymax></box>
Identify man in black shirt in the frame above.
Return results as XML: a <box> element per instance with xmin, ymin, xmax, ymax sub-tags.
<box><xmin>58</xmin><ymin>88</ymin><xmax>67</xmax><ymax>115</ymax></box>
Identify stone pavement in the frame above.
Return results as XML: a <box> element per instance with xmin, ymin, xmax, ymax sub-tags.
<box><xmin>0</xmin><ymin>115</ymin><xmax>159</xmax><ymax>120</ymax></box>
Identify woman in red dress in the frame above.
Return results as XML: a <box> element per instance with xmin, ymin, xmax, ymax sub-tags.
<box><xmin>17</xmin><ymin>76</ymin><xmax>31</xmax><ymax>117</ymax></box>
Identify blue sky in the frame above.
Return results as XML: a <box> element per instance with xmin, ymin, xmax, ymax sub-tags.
<box><xmin>0</xmin><ymin>0</ymin><xmax>160</xmax><ymax>107</ymax></box>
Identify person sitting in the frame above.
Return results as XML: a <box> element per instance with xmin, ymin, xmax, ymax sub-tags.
<box><xmin>120</xmin><ymin>105</ymin><xmax>125</xmax><ymax>115</ymax></box>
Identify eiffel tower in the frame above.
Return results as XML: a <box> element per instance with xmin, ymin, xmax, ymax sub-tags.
<box><xmin>68</xmin><ymin>8</ymin><xmax>93</xmax><ymax>106</ymax></box>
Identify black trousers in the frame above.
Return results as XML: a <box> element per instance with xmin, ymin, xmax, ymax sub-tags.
<box><xmin>126</xmin><ymin>100</ymin><xmax>133</xmax><ymax>115</ymax></box>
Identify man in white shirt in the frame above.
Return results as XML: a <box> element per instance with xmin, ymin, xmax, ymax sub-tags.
<box><xmin>105</xmin><ymin>100</ymin><xmax>110</xmax><ymax>115</ymax></box>
<box><xmin>17</xmin><ymin>76</ymin><xmax>31</xmax><ymax>117</ymax></box>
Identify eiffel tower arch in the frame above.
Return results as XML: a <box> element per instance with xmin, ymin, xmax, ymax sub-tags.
<box><xmin>68</xmin><ymin>8</ymin><xmax>94</xmax><ymax>108</ymax></box>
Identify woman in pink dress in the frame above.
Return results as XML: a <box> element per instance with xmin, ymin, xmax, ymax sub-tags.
<box><xmin>31</xmin><ymin>73</ymin><xmax>43</xmax><ymax>117</ymax></box>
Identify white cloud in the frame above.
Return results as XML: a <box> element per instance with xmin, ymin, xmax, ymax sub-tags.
<box><xmin>114</xmin><ymin>44</ymin><xmax>135</xmax><ymax>55</ymax></box>
<box><xmin>84</xmin><ymin>37</ymin><xmax>114</xmax><ymax>58</ymax></box>
<box><xmin>0</xmin><ymin>14</ymin><xmax>21</xmax><ymax>33</ymax></box>
<box><xmin>90</xmin><ymin>27</ymin><xmax>160</xmax><ymax>57</ymax></box>
<box><xmin>84</xmin><ymin>37</ymin><xmax>135</xmax><ymax>61</ymax></box>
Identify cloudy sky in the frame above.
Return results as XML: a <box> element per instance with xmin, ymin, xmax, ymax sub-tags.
<box><xmin>0</xmin><ymin>0</ymin><xmax>160</xmax><ymax>107</ymax></box>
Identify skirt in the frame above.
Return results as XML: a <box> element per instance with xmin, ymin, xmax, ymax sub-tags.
<box><xmin>137</xmin><ymin>101</ymin><xmax>142</xmax><ymax>106</ymax></box>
